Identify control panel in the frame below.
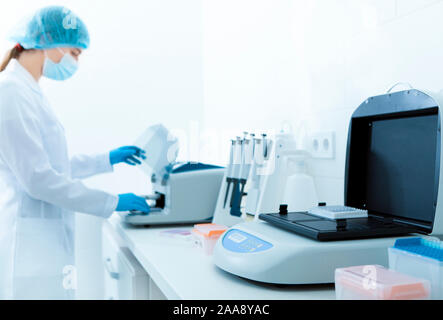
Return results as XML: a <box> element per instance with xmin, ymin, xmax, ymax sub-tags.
<box><xmin>222</xmin><ymin>229</ymin><xmax>273</xmax><ymax>253</ymax></box>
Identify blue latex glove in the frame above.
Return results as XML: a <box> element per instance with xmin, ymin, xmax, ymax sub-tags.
<box><xmin>116</xmin><ymin>193</ymin><xmax>150</xmax><ymax>214</ymax></box>
<box><xmin>110</xmin><ymin>146</ymin><xmax>146</xmax><ymax>166</ymax></box>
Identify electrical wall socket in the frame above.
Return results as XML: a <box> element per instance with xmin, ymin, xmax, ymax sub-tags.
<box><xmin>309</xmin><ymin>132</ymin><xmax>335</xmax><ymax>159</ymax></box>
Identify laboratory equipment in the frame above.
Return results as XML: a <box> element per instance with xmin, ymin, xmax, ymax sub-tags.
<box><xmin>231</xmin><ymin>134</ymin><xmax>255</xmax><ymax>217</ymax></box>
<box><xmin>308</xmin><ymin>205</ymin><xmax>368</xmax><ymax>220</ymax></box>
<box><xmin>135</xmin><ymin>124</ymin><xmax>179</xmax><ymax>179</ymax></box>
<box><xmin>214</xmin><ymin>88</ymin><xmax>443</xmax><ymax>284</ymax></box>
<box><xmin>229</xmin><ymin>136</ymin><xmax>243</xmax><ymax>216</ymax></box>
<box><xmin>214</xmin><ymin>220</ymin><xmax>405</xmax><ymax>284</ymax></box>
<box><xmin>119</xmin><ymin>124</ymin><xmax>224</xmax><ymax>225</ymax></box>
<box><xmin>213</xmin><ymin>133</ymin><xmax>262</xmax><ymax>227</ymax></box>
<box><xmin>213</xmin><ymin>130</ymin><xmax>318</xmax><ymax>227</ymax></box>
<box><xmin>223</xmin><ymin>140</ymin><xmax>235</xmax><ymax>208</ymax></box>
<box><xmin>246</xmin><ymin>131</ymin><xmax>304</xmax><ymax>216</ymax></box>
<box><xmin>261</xmin><ymin>89</ymin><xmax>443</xmax><ymax>241</ymax></box>
<box><xmin>281</xmin><ymin>151</ymin><xmax>318</xmax><ymax>212</ymax></box>
<box><xmin>120</xmin><ymin>162</ymin><xmax>225</xmax><ymax>226</ymax></box>
<box><xmin>243</xmin><ymin>138</ymin><xmax>267</xmax><ymax>218</ymax></box>
<box><xmin>335</xmin><ymin>265</ymin><xmax>430</xmax><ymax>300</ymax></box>
<box><xmin>389</xmin><ymin>237</ymin><xmax>443</xmax><ymax>299</ymax></box>
<box><xmin>192</xmin><ymin>223</ymin><xmax>228</xmax><ymax>255</ymax></box>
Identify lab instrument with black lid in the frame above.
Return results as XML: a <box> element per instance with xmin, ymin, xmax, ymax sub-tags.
<box><xmin>260</xmin><ymin>89</ymin><xmax>443</xmax><ymax>241</ymax></box>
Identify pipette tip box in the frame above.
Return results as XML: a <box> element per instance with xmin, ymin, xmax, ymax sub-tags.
<box><xmin>335</xmin><ymin>265</ymin><xmax>430</xmax><ymax>300</ymax></box>
<box><xmin>308</xmin><ymin>206</ymin><xmax>368</xmax><ymax>220</ymax></box>
<box><xmin>192</xmin><ymin>223</ymin><xmax>228</xmax><ymax>255</ymax></box>
<box><xmin>389</xmin><ymin>237</ymin><xmax>443</xmax><ymax>299</ymax></box>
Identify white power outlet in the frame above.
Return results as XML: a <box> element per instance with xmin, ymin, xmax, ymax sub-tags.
<box><xmin>309</xmin><ymin>132</ymin><xmax>335</xmax><ymax>159</ymax></box>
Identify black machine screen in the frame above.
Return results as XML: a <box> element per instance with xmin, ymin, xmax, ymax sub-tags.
<box><xmin>366</xmin><ymin>113</ymin><xmax>439</xmax><ymax>224</ymax></box>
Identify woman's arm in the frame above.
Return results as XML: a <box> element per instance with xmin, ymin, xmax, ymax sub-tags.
<box><xmin>70</xmin><ymin>153</ymin><xmax>113</xmax><ymax>180</ymax></box>
<box><xmin>71</xmin><ymin>146</ymin><xmax>146</xmax><ymax>180</ymax></box>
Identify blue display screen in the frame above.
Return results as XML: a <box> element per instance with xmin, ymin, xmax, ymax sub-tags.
<box><xmin>222</xmin><ymin>229</ymin><xmax>273</xmax><ymax>253</ymax></box>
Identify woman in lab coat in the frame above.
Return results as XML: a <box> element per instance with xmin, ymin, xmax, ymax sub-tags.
<box><xmin>0</xmin><ymin>6</ymin><xmax>150</xmax><ymax>299</ymax></box>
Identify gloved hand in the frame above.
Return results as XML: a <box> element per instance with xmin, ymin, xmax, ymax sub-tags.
<box><xmin>110</xmin><ymin>146</ymin><xmax>146</xmax><ymax>166</ymax></box>
<box><xmin>116</xmin><ymin>193</ymin><xmax>151</xmax><ymax>214</ymax></box>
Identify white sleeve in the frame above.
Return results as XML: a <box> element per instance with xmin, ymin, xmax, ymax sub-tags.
<box><xmin>0</xmin><ymin>87</ymin><xmax>118</xmax><ymax>218</ymax></box>
<box><xmin>71</xmin><ymin>153</ymin><xmax>114</xmax><ymax>180</ymax></box>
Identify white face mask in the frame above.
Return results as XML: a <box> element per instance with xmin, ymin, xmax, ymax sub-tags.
<box><xmin>42</xmin><ymin>48</ymin><xmax>78</xmax><ymax>81</ymax></box>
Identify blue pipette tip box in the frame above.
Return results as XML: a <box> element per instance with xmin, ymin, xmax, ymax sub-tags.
<box><xmin>393</xmin><ymin>237</ymin><xmax>443</xmax><ymax>262</ymax></box>
<box><xmin>389</xmin><ymin>237</ymin><xmax>443</xmax><ymax>299</ymax></box>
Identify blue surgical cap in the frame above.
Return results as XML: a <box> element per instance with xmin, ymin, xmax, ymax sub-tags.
<box><xmin>8</xmin><ymin>6</ymin><xmax>90</xmax><ymax>50</ymax></box>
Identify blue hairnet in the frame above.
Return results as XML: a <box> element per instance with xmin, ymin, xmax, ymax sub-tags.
<box><xmin>8</xmin><ymin>6</ymin><xmax>90</xmax><ymax>50</ymax></box>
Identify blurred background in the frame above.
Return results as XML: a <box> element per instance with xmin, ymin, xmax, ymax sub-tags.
<box><xmin>1</xmin><ymin>0</ymin><xmax>442</xmax><ymax>298</ymax></box>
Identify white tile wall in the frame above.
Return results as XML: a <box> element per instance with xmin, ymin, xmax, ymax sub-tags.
<box><xmin>302</xmin><ymin>108</ymin><xmax>355</xmax><ymax>180</ymax></box>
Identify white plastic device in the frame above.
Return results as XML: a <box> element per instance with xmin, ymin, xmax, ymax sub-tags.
<box><xmin>213</xmin><ymin>221</ymin><xmax>413</xmax><ymax>284</ymax></box>
<box><xmin>308</xmin><ymin>206</ymin><xmax>368</xmax><ymax>220</ymax></box>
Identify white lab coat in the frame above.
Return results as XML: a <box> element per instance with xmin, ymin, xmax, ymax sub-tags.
<box><xmin>0</xmin><ymin>60</ymin><xmax>119</xmax><ymax>300</ymax></box>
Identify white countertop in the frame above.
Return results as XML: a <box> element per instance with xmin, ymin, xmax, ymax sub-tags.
<box><xmin>107</xmin><ymin>215</ymin><xmax>335</xmax><ymax>300</ymax></box>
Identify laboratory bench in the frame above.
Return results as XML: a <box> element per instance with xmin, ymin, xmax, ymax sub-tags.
<box><xmin>102</xmin><ymin>215</ymin><xmax>335</xmax><ymax>300</ymax></box>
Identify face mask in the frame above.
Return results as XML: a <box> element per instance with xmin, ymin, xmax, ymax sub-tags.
<box><xmin>43</xmin><ymin>48</ymin><xmax>78</xmax><ymax>81</ymax></box>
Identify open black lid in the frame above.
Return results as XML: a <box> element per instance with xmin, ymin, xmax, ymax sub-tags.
<box><xmin>344</xmin><ymin>90</ymin><xmax>441</xmax><ymax>234</ymax></box>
